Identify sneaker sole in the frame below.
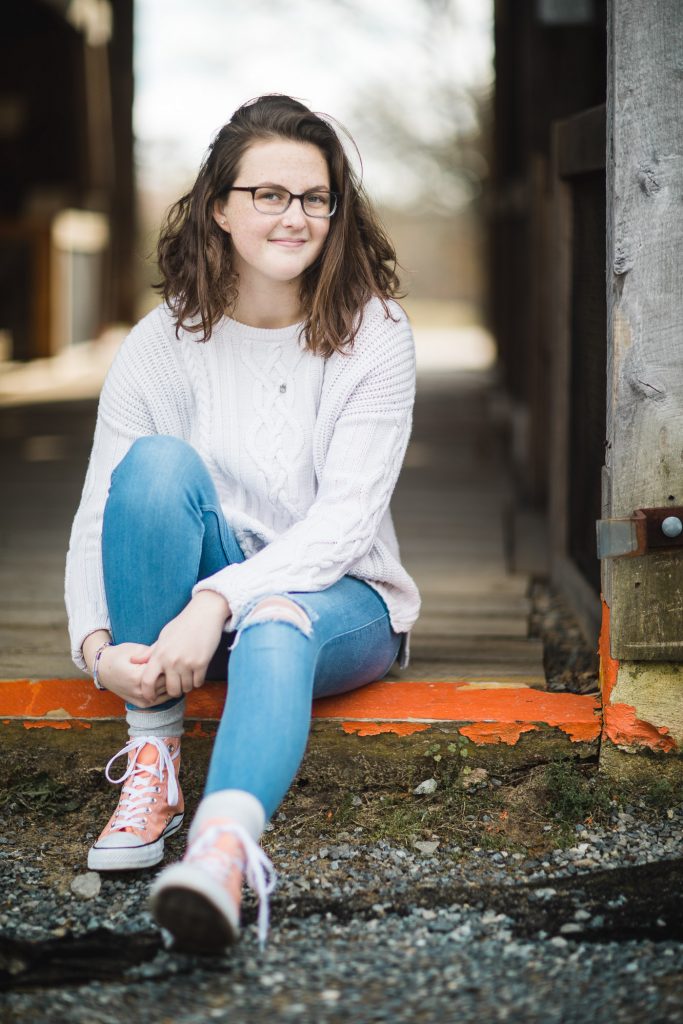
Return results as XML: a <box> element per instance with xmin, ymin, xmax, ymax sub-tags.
<box><xmin>150</xmin><ymin>863</ymin><xmax>240</xmax><ymax>954</ymax></box>
<box><xmin>87</xmin><ymin>813</ymin><xmax>185</xmax><ymax>871</ymax></box>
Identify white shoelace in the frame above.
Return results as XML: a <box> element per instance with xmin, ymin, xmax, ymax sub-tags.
<box><xmin>105</xmin><ymin>736</ymin><xmax>180</xmax><ymax>831</ymax></box>
<box><xmin>187</xmin><ymin>822</ymin><xmax>278</xmax><ymax>949</ymax></box>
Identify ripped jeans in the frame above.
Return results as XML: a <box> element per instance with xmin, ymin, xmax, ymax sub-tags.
<box><xmin>101</xmin><ymin>436</ymin><xmax>402</xmax><ymax>821</ymax></box>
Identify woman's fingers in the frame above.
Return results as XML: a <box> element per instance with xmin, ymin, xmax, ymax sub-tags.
<box><xmin>180</xmin><ymin>668</ymin><xmax>195</xmax><ymax>694</ymax></box>
<box><xmin>139</xmin><ymin>637</ymin><xmax>209</xmax><ymax>698</ymax></box>
<box><xmin>161</xmin><ymin>669</ymin><xmax>183</xmax><ymax>699</ymax></box>
<box><xmin>140</xmin><ymin>659</ymin><xmax>165</xmax><ymax>701</ymax></box>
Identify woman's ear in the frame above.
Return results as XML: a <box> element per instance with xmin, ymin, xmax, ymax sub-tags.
<box><xmin>212</xmin><ymin>198</ymin><xmax>230</xmax><ymax>233</ymax></box>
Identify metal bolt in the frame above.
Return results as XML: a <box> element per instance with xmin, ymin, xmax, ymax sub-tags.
<box><xmin>661</xmin><ymin>516</ymin><xmax>683</xmax><ymax>538</ymax></box>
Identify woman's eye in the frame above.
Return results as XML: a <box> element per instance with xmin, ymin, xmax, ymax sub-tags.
<box><xmin>257</xmin><ymin>189</ymin><xmax>287</xmax><ymax>203</ymax></box>
<box><xmin>306</xmin><ymin>193</ymin><xmax>328</xmax><ymax>206</ymax></box>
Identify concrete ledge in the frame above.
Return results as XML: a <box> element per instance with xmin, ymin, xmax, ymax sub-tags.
<box><xmin>598</xmin><ymin>600</ymin><xmax>683</xmax><ymax>782</ymax></box>
<box><xmin>0</xmin><ymin>715</ymin><xmax>601</xmax><ymax>790</ymax></box>
<box><xmin>0</xmin><ymin>677</ymin><xmax>601</xmax><ymax>775</ymax></box>
<box><xmin>301</xmin><ymin>721</ymin><xmax>600</xmax><ymax>789</ymax></box>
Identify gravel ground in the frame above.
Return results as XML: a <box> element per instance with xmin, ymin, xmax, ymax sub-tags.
<box><xmin>1</xmin><ymin>750</ymin><xmax>682</xmax><ymax>1024</ymax></box>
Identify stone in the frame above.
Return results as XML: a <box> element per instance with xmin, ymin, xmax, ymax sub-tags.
<box><xmin>413</xmin><ymin>778</ymin><xmax>438</xmax><ymax>796</ymax></box>
<box><xmin>413</xmin><ymin>840</ymin><xmax>440</xmax><ymax>855</ymax></box>
<box><xmin>70</xmin><ymin>872</ymin><xmax>101</xmax><ymax>900</ymax></box>
<box><xmin>462</xmin><ymin>768</ymin><xmax>489</xmax><ymax>789</ymax></box>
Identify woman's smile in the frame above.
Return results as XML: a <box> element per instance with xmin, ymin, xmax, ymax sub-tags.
<box><xmin>268</xmin><ymin>238</ymin><xmax>307</xmax><ymax>247</ymax></box>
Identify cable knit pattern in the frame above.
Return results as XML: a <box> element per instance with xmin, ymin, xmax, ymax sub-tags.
<box><xmin>65</xmin><ymin>296</ymin><xmax>421</xmax><ymax>672</ymax></box>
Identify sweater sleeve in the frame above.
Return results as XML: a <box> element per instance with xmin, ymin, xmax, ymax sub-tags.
<box><xmin>64</xmin><ymin>310</ymin><xmax>190</xmax><ymax>671</ymax></box>
<box><xmin>192</xmin><ymin>304</ymin><xmax>416</xmax><ymax>626</ymax></box>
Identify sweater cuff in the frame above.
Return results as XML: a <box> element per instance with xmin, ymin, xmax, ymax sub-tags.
<box><xmin>192</xmin><ymin>576</ymin><xmax>240</xmax><ymax>626</ymax></box>
<box><xmin>71</xmin><ymin>621</ymin><xmax>112</xmax><ymax>674</ymax></box>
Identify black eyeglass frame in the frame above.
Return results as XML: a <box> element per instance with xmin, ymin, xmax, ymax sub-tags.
<box><xmin>225</xmin><ymin>185</ymin><xmax>341</xmax><ymax>218</ymax></box>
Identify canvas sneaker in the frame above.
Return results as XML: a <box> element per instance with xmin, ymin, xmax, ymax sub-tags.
<box><xmin>150</xmin><ymin>817</ymin><xmax>277</xmax><ymax>953</ymax></box>
<box><xmin>88</xmin><ymin>735</ymin><xmax>184</xmax><ymax>871</ymax></box>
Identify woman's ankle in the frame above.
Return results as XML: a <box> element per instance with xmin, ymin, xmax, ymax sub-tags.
<box><xmin>126</xmin><ymin>697</ymin><xmax>186</xmax><ymax>739</ymax></box>
<box><xmin>191</xmin><ymin>789</ymin><xmax>266</xmax><ymax>843</ymax></box>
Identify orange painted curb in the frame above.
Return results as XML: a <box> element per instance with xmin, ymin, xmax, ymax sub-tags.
<box><xmin>0</xmin><ymin>678</ymin><xmax>601</xmax><ymax>745</ymax></box>
<box><xmin>459</xmin><ymin>723</ymin><xmax>539</xmax><ymax>746</ymax></box>
<box><xmin>603</xmin><ymin>703</ymin><xmax>676</xmax><ymax>753</ymax></box>
<box><xmin>341</xmin><ymin>722</ymin><xmax>431</xmax><ymax>737</ymax></box>
<box><xmin>313</xmin><ymin>682</ymin><xmax>601</xmax><ymax>743</ymax></box>
<box><xmin>598</xmin><ymin>598</ymin><xmax>619</xmax><ymax>704</ymax></box>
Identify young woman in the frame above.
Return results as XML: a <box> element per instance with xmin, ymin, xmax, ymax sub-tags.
<box><xmin>65</xmin><ymin>93</ymin><xmax>421</xmax><ymax>953</ymax></box>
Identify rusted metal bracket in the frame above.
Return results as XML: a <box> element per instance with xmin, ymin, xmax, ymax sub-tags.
<box><xmin>596</xmin><ymin>507</ymin><xmax>683</xmax><ymax>559</ymax></box>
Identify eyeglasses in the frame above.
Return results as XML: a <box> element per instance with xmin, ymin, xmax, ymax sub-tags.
<box><xmin>227</xmin><ymin>186</ymin><xmax>340</xmax><ymax>218</ymax></box>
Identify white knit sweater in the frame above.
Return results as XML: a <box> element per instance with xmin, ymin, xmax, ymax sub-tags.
<box><xmin>65</xmin><ymin>296</ymin><xmax>421</xmax><ymax>673</ymax></box>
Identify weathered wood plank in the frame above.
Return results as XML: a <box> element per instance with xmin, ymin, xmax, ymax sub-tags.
<box><xmin>415</xmin><ymin>575</ymin><xmax>530</xmax><ymax>597</ymax></box>
<box><xmin>407</xmin><ymin>635</ymin><xmax>544</xmax><ymax>666</ymax></box>
<box><xmin>605</xmin><ymin>0</ymin><xmax>683</xmax><ymax>658</ymax></box>
<box><xmin>414</xmin><ymin>615</ymin><xmax>528</xmax><ymax>638</ymax></box>
<box><xmin>418</xmin><ymin>594</ymin><xmax>532</xmax><ymax>615</ymax></box>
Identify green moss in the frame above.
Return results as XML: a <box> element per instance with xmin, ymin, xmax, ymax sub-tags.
<box><xmin>639</xmin><ymin>776</ymin><xmax>677</xmax><ymax>810</ymax></box>
<box><xmin>327</xmin><ymin>791</ymin><xmax>359</xmax><ymax>829</ymax></box>
<box><xmin>364</xmin><ymin>797</ymin><xmax>430</xmax><ymax>844</ymax></box>
<box><xmin>543</xmin><ymin>759</ymin><xmax>612</xmax><ymax>825</ymax></box>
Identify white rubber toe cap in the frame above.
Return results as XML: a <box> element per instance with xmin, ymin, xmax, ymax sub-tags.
<box><xmin>93</xmin><ymin>831</ymin><xmax>145</xmax><ymax>850</ymax></box>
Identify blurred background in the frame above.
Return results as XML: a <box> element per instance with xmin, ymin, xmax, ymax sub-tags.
<box><xmin>0</xmin><ymin>0</ymin><xmax>495</xmax><ymax>387</ymax></box>
<box><xmin>0</xmin><ymin>0</ymin><xmax>610</xmax><ymax>648</ymax></box>
<box><xmin>133</xmin><ymin>0</ymin><xmax>495</xmax><ymax>373</ymax></box>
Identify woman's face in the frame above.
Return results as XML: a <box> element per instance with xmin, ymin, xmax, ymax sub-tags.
<box><xmin>214</xmin><ymin>138</ymin><xmax>331</xmax><ymax>290</ymax></box>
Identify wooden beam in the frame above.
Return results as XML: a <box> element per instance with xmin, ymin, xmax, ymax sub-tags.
<box><xmin>556</xmin><ymin>103</ymin><xmax>606</xmax><ymax>177</ymax></box>
<box><xmin>548</xmin><ymin>121</ymin><xmax>575</xmax><ymax>595</ymax></box>
<box><xmin>604</xmin><ymin>0</ymin><xmax>683</xmax><ymax>659</ymax></box>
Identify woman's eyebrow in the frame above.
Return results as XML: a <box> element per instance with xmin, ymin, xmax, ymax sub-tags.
<box><xmin>252</xmin><ymin>181</ymin><xmax>331</xmax><ymax>190</ymax></box>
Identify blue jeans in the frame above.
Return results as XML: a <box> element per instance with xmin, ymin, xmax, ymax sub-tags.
<box><xmin>101</xmin><ymin>436</ymin><xmax>401</xmax><ymax>820</ymax></box>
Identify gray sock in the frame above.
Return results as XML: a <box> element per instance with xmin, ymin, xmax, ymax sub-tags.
<box><xmin>126</xmin><ymin>698</ymin><xmax>185</xmax><ymax>739</ymax></box>
<box><xmin>189</xmin><ymin>790</ymin><xmax>266</xmax><ymax>843</ymax></box>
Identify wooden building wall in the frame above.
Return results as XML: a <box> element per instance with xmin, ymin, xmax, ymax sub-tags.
<box><xmin>0</xmin><ymin>0</ymin><xmax>134</xmax><ymax>359</ymax></box>
<box><xmin>490</xmin><ymin>0</ymin><xmax>607</xmax><ymax>642</ymax></box>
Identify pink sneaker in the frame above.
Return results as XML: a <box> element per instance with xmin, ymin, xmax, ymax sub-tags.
<box><xmin>88</xmin><ymin>736</ymin><xmax>184</xmax><ymax>871</ymax></box>
<box><xmin>150</xmin><ymin>818</ymin><xmax>277</xmax><ymax>953</ymax></box>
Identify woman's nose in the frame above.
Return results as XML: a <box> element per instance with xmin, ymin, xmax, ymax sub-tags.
<box><xmin>281</xmin><ymin>197</ymin><xmax>307</xmax><ymax>228</ymax></box>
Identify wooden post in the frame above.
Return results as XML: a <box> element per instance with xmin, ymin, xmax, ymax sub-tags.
<box><xmin>601</xmin><ymin>0</ymin><xmax>683</xmax><ymax>774</ymax></box>
<box><xmin>549</xmin><ymin>105</ymin><xmax>606</xmax><ymax>648</ymax></box>
<box><xmin>108</xmin><ymin>0</ymin><xmax>136</xmax><ymax>323</ymax></box>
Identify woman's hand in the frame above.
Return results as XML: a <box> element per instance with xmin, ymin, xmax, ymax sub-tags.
<box><xmin>94</xmin><ymin>641</ymin><xmax>169</xmax><ymax>708</ymax></box>
<box><xmin>133</xmin><ymin>591</ymin><xmax>231</xmax><ymax>702</ymax></box>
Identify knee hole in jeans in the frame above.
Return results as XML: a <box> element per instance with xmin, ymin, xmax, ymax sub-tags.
<box><xmin>228</xmin><ymin>596</ymin><xmax>313</xmax><ymax>652</ymax></box>
<box><xmin>242</xmin><ymin>596</ymin><xmax>312</xmax><ymax>632</ymax></box>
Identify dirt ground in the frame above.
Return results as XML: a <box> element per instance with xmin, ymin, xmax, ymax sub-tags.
<box><xmin>0</xmin><ymin>729</ymin><xmax>677</xmax><ymax>918</ymax></box>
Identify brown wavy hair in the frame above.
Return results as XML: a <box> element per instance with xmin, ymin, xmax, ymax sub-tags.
<box><xmin>155</xmin><ymin>94</ymin><xmax>402</xmax><ymax>356</ymax></box>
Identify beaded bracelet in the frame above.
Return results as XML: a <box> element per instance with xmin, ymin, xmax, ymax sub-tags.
<box><xmin>92</xmin><ymin>640</ymin><xmax>113</xmax><ymax>691</ymax></box>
